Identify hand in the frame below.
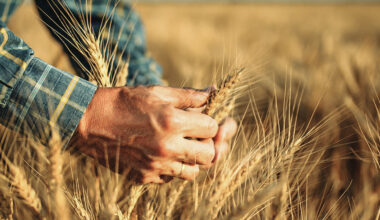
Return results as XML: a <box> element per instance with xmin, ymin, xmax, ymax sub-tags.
<box><xmin>72</xmin><ymin>86</ymin><xmax>219</xmax><ymax>184</ymax></box>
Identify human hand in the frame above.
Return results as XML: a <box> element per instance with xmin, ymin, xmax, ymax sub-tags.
<box><xmin>73</xmin><ymin>86</ymin><xmax>219</xmax><ymax>184</ymax></box>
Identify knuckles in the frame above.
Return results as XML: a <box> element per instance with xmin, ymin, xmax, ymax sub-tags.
<box><xmin>152</xmin><ymin>140</ymin><xmax>172</xmax><ymax>158</ymax></box>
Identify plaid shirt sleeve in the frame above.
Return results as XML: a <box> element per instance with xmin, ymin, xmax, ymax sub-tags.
<box><xmin>0</xmin><ymin>0</ymin><xmax>161</xmax><ymax>147</ymax></box>
<box><xmin>0</xmin><ymin>19</ymin><xmax>97</xmax><ymax>147</ymax></box>
<box><xmin>35</xmin><ymin>0</ymin><xmax>163</xmax><ymax>86</ymax></box>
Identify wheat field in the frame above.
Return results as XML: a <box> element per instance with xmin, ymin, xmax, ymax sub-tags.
<box><xmin>1</xmin><ymin>2</ymin><xmax>379</xmax><ymax>220</ymax></box>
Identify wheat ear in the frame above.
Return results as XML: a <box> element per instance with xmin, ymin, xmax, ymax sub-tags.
<box><xmin>222</xmin><ymin>183</ymin><xmax>282</xmax><ymax>220</ymax></box>
<box><xmin>115</xmin><ymin>60</ymin><xmax>129</xmax><ymax>87</ymax></box>
<box><xmin>125</xmin><ymin>185</ymin><xmax>143</xmax><ymax>220</ymax></box>
<box><xmin>144</xmin><ymin>204</ymin><xmax>155</xmax><ymax>220</ymax></box>
<box><xmin>141</xmin><ymin>194</ymin><xmax>156</xmax><ymax>220</ymax></box>
<box><xmin>274</xmin><ymin>182</ymin><xmax>288</xmax><ymax>220</ymax></box>
<box><xmin>0</xmin><ymin>192</ymin><xmax>13</xmax><ymax>220</ymax></box>
<box><xmin>204</xmin><ymin>68</ymin><xmax>244</xmax><ymax>116</ymax></box>
<box><xmin>210</xmin><ymin>150</ymin><xmax>266</xmax><ymax>219</ymax></box>
<box><xmin>72</xmin><ymin>196</ymin><xmax>91</xmax><ymax>220</ymax></box>
<box><xmin>165</xmin><ymin>181</ymin><xmax>188</xmax><ymax>217</ymax></box>
<box><xmin>214</xmin><ymin>98</ymin><xmax>236</xmax><ymax>123</ymax></box>
<box><xmin>48</xmin><ymin>131</ymin><xmax>64</xmax><ymax>191</ymax></box>
<box><xmin>47</xmin><ymin>131</ymin><xmax>70</xmax><ymax>219</ymax></box>
<box><xmin>85</xmin><ymin>33</ymin><xmax>111</xmax><ymax>87</ymax></box>
<box><xmin>2</xmin><ymin>160</ymin><xmax>41</xmax><ymax>215</ymax></box>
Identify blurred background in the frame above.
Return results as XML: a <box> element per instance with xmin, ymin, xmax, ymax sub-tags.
<box><xmin>9</xmin><ymin>1</ymin><xmax>380</xmax><ymax>87</ymax></box>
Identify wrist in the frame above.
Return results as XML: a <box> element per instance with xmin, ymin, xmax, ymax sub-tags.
<box><xmin>74</xmin><ymin>87</ymin><xmax>130</xmax><ymax>143</ymax></box>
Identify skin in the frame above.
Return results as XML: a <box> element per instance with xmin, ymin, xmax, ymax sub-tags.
<box><xmin>73</xmin><ymin>86</ymin><xmax>237</xmax><ymax>184</ymax></box>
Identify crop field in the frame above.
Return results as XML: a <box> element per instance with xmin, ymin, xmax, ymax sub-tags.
<box><xmin>1</xmin><ymin>2</ymin><xmax>379</xmax><ymax>220</ymax></box>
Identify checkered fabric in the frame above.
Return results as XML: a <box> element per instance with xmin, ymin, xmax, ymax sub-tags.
<box><xmin>0</xmin><ymin>0</ymin><xmax>163</xmax><ymax>147</ymax></box>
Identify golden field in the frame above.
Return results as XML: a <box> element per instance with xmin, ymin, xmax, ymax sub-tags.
<box><xmin>1</xmin><ymin>3</ymin><xmax>379</xmax><ymax>220</ymax></box>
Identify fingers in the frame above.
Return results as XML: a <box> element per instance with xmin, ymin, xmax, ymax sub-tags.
<box><xmin>133</xmin><ymin>159</ymin><xmax>200</xmax><ymax>184</ymax></box>
<box><xmin>153</xmin><ymin>87</ymin><xmax>210</xmax><ymax>109</ymax></box>
<box><xmin>177</xmin><ymin>109</ymin><xmax>218</xmax><ymax>138</ymax></box>
<box><xmin>174</xmin><ymin>138</ymin><xmax>215</xmax><ymax>166</ymax></box>
<box><xmin>159</xmin><ymin>161</ymin><xmax>200</xmax><ymax>180</ymax></box>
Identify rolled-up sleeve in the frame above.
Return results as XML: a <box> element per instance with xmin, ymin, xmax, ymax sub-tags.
<box><xmin>0</xmin><ymin>21</ymin><xmax>97</xmax><ymax>148</ymax></box>
<box><xmin>35</xmin><ymin>0</ymin><xmax>163</xmax><ymax>86</ymax></box>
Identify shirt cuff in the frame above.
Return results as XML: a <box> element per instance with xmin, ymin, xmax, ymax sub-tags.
<box><xmin>0</xmin><ymin>57</ymin><xmax>97</xmax><ymax>149</ymax></box>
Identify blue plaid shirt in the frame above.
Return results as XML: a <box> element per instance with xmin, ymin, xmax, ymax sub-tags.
<box><xmin>0</xmin><ymin>1</ymin><xmax>162</xmax><ymax>147</ymax></box>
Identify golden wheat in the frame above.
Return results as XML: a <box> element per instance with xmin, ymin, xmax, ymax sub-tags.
<box><xmin>1</xmin><ymin>3</ymin><xmax>379</xmax><ymax>220</ymax></box>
